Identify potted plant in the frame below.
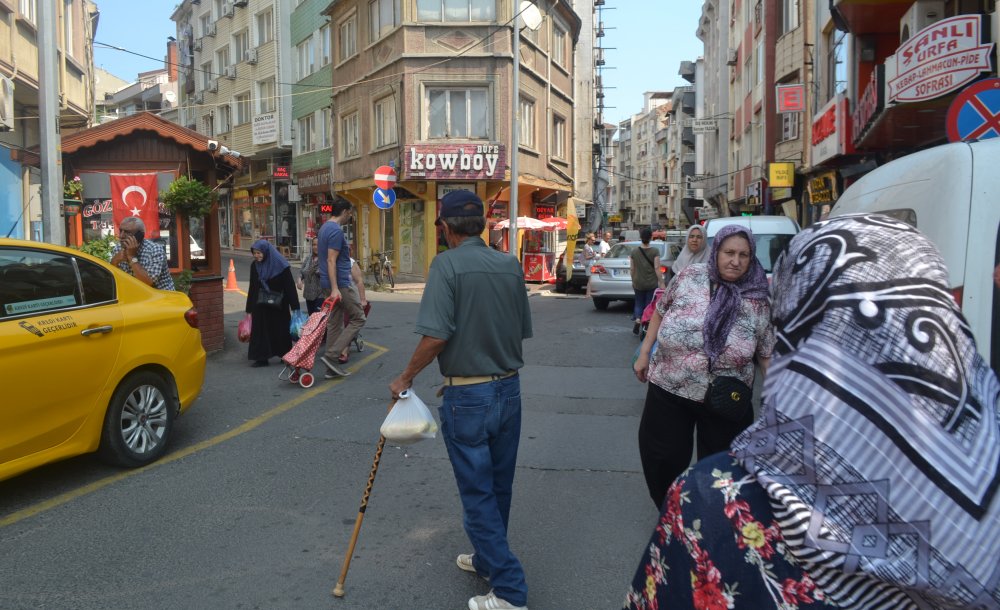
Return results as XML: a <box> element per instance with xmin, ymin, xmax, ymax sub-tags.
<box><xmin>63</xmin><ymin>176</ymin><xmax>84</xmax><ymax>200</ymax></box>
<box><xmin>160</xmin><ymin>176</ymin><xmax>214</xmax><ymax>218</ymax></box>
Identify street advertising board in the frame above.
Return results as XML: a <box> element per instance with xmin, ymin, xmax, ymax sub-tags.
<box><xmin>776</xmin><ymin>84</ymin><xmax>806</xmax><ymax>113</ymax></box>
<box><xmin>768</xmin><ymin>162</ymin><xmax>795</xmax><ymax>188</ymax></box>
<box><xmin>886</xmin><ymin>14</ymin><xmax>994</xmax><ymax>104</ymax></box>
<box><xmin>812</xmin><ymin>93</ymin><xmax>855</xmax><ymax>165</ymax></box>
<box><xmin>252</xmin><ymin>112</ymin><xmax>278</xmax><ymax>145</ymax></box>
<box><xmin>691</xmin><ymin>119</ymin><xmax>718</xmax><ymax>134</ymax></box>
<box><xmin>405</xmin><ymin>144</ymin><xmax>506</xmax><ymax>181</ymax></box>
<box><xmin>852</xmin><ymin>65</ymin><xmax>886</xmax><ymax>146</ymax></box>
<box><xmin>946</xmin><ymin>77</ymin><xmax>1000</xmax><ymax>142</ymax></box>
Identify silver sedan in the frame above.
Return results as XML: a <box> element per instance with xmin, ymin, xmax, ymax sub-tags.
<box><xmin>587</xmin><ymin>240</ymin><xmax>681</xmax><ymax>310</ymax></box>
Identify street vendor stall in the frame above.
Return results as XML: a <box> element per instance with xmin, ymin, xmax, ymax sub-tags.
<box><xmin>494</xmin><ymin>216</ymin><xmax>567</xmax><ymax>282</ymax></box>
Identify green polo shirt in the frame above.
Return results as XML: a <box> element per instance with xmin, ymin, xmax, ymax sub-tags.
<box><xmin>415</xmin><ymin>236</ymin><xmax>533</xmax><ymax>377</ymax></box>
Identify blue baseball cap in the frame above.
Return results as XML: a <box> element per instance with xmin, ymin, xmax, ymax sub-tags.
<box><xmin>436</xmin><ymin>190</ymin><xmax>484</xmax><ymax>223</ymax></box>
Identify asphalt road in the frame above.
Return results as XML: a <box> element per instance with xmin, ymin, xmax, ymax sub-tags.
<box><xmin>0</xmin><ymin>275</ymin><xmax>658</xmax><ymax>609</ymax></box>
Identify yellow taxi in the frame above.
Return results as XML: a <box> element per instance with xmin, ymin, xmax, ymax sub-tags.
<box><xmin>0</xmin><ymin>238</ymin><xmax>205</xmax><ymax>482</ymax></box>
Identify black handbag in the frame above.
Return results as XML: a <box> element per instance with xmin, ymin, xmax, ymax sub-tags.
<box><xmin>704</xmin><ymin>375</ymin><xmax>753</xmax><ymax>422</ymax></box>
<box><xmin>257</xmin><ymin>282</ymin><xmax>283</xmax><ymax>309</ymax></box>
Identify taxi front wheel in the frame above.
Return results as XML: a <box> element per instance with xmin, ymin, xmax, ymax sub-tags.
<box><xmin>98</xmin><ymin>371</ymin><xmax>176</xmax><ymax>468</ymax></box>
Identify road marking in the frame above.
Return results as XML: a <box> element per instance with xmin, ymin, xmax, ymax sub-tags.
<box><xmin>0</xmin><ymin>341</ymin><xmax>389</xmax><ymax>529</ymax></box>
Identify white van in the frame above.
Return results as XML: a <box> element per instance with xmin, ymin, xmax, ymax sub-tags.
<box><xmin>703</xmin><ymin>215</ymin><xmax>801</xmax><ymax>275</ymax></box>
<box><xmin>830</xmin><ymin>138</ymin><xmax>999</xmax><ymax>371</ymax></box>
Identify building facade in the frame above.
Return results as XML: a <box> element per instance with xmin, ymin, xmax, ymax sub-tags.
<box><xmin>325</xmin><ymin>0</ymin><xmax>581</xmax><ymax>280</ymax></box>
<box><xmin>172</xmin><ymin>0</ymin><xmax>297</xmax><ymax>255</ymax></box>
<box><xmin>0</xmin><ymin>0</ymin><xmax>97</xmax><ymax>241</ymax></box>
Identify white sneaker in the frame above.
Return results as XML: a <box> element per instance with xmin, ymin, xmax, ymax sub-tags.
<box><xmin>467</xmin><ymin>591</ymin><xmax>527</xmax><ymax>610</ymax></box>
<box><xmin>456</xmin><ymin>553</ymin><xmax>477</xmax><ymax>573</ymax></box>
<box><xmin>457</xmin><ymin>553</ymin><xmax>489</xmax><ymax>581</ymax></box>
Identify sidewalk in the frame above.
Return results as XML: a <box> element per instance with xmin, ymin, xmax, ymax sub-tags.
<box><xmin>222</xmin><ymin>248</ymin><xmax>565</xmax><ymax>297</ymax></box>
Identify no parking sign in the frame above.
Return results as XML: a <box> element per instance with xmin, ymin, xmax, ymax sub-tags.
<box><xmin>946</xmin><ymin>78</ymin><xmax>1000</xmax><ymax>143</ymax></box>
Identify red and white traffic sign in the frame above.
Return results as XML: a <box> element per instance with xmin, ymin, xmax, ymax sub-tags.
<box><xmin>374</xmin><ymin>165</ymin><xmax>397</xmax><ymax>190</ymax></box>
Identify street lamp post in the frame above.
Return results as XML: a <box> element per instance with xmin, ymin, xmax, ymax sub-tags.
<box><xmin>510</xmin><ymin>1</ymin><xmax>542</xmax><ymax>259</ymax></box>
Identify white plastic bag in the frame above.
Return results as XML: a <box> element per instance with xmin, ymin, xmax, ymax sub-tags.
<box><xmin>380</xmin><ymin>390</ymin><xmax>438</xmax><ymax>444</ymax></box>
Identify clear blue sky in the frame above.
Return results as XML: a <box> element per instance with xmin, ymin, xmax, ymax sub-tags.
<box><xmin>601</xmin><ymin>2</ymin><xmax>704</xmax><ymax>125</ymax></box>
<box><xmin>92</xmin><ymin>0</ymin><xmax>705</xmax><ymax>122</ymax></box>
<box><xmin>93</xmin><ymin>0</ymin><xmax>178</xmax><ymax>80</ymax></box>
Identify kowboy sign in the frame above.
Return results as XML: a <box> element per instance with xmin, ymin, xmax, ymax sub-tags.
<box><xmin>406</xmin><ymin>144</ymin><xmax>506</xmax><ymax>180</ymax></box>
<box><xmin>887</xmin><ymin>14</ymin><xmax>994</xmax><ymax>104</ymax></box>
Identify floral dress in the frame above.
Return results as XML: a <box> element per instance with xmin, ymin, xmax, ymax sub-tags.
<box><xmin>623</xmin><ymin>453</ymin><xmax>838</xmax><ymax>610</ymax></box>
<box><xmin>648</xmin><ymin>264</ymin><xmax>774</xmax><ymax>402</ymax></box>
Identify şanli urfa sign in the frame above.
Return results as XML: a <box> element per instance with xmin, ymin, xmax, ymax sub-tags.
<box><xmin>886</xmin><ymin>14</ymin><xmax>994</xmax><ymax>104</ymax></box>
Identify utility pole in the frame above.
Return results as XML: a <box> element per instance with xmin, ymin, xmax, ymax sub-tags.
<box><xmin>38</xmin><ymin>0</ymin><xmax>64</xmax><ymax>244</ymax></box>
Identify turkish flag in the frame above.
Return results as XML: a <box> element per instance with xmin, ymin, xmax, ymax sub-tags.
<box><xmin>111</xmin><ymin>173</ymin><xmax>161</xmax><ymax>239</ymax></box>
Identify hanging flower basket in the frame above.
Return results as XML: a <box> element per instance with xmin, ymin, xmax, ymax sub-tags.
<box><xmin>161</xmin><ymin>176</ymin><xmax>215</xmax><ymax>218</ymax></box>
<box><xmin>63</xmin><ymin>176</ymin><xmax>83</xmax><ymax>200</ymax></box>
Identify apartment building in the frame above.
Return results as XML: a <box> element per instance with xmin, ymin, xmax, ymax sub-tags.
<box><xmin>172</xmin><ymin>0</ymin><xmax>295</xmax><ymax>253</ymax></box>
<box><xmin>289</xmin><ymin>0</ymin><xmax>335</xmax><ymax>251</ymax></box>
<box><xmin>0</xmin><ymin>0</ymin><xmax>98</xmax><ymax>241</ymax></box>
<box><xmin>325</xmin><ymin>0</ymin><xmax>581</xmax><ymax>280</ymax></box>
<box><xmin>696</xmin><ymin>0</ymin><xmax>731</xmax><ymax>216</ymax></box>
<box><xmin>98</xmin><ymin>54</ymin><xmax>180</xmax><ymax>125</ymax></box>
<box><xmin>614</xmin><ymin>92</ymin><xmax>670</xmax><ymax>229</ymax></box>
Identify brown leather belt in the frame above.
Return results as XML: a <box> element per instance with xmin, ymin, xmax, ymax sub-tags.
<box><xmin>443</xmin><ymin>370</ymin><xmax>517</xmax><ymax>387</ymax></box>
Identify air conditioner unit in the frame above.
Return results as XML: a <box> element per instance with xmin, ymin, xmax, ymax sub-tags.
<box><xmin>233</xmin><ymin>0</ymin><xmax>248</xmax><ymax>6</ymax></box>
<box><xmin>192</xmin><ymin>91</ymin><xmax>204</xmax><ymax>104</ymax></box>
<box><xmin>0</xmin><ymin>75</ymin><xmax>14</xmax><ymax>132</ymax></box>
<box><xmin>205</xmin><ymin>22</ymin><xmax>216</xmax><ymax>37</ymax></box>
<box><xmin>222</xmin><ymin>2</ymin><xmax>234</xmax><ymax>17</ymax></box>
<box><xmin>246</xmin><ymin>48</ymin><xmax>257</xmax><ymax>64</ymax></box>
<box><xmin>726</xmin><ymin>48</ymin><xmax>738</xmax><ymax>66</ymax></box>
<box><xmin>193</xmin><ymin>38</ymin><xmax>202</xmax><ymax>51</ymax></box>
<box><xmin>899</xmin><ymin>0</ymin><xmax>944</xmax><ymax>43</ymax></box>
<box><xmin>208</xmin><ymin>78</ymin><xmax>218</xmax><ymax>92</ymax></box>
<box><xmin>225</xmin><ymin>65</ymin><xmax>237</xmax><ymax>79</ymax></box>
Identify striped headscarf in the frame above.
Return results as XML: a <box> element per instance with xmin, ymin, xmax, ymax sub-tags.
<box><xmin>731</xmin><ymin>214</ymin><xmax>1000</xmax><ymax>609</ymax></box>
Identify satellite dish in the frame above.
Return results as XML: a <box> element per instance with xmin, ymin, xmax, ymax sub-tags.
<box><xmin>163</xmin><ymin>90</ymin><xmax>177</xmax><ymax>104</ymax></box>
<box><xmin>519</xmin><ymin>1</ymin><xmax>543</xmax><ymax>31</ymax></box>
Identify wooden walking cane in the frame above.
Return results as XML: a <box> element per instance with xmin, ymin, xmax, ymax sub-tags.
<box><xmin>332</xmin><ymin>399</ymin><xmax>397</xmax><ymax>598</ymax></box>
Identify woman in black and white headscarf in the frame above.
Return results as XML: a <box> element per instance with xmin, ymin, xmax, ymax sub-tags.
<box><xmin>624</xmin><ymin>214</ymin><xmax>1000</xmax><ymax>610</ymax></box>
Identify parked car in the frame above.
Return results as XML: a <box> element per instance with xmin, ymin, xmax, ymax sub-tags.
<box><xmin>588</xmin><ymin>240</ymin><xmax>681</xmax><ymax>310</ymax></box>
<box><xmin>0</xmin><ymin>238</ymin><xmax>206</xmax><ymax>482</ymax></box>
<box><xmin>830</xmin><ymin>137</ymin><xmax>999</xmax><ymax>371</ymax></box>
<box><xmin>554</xmin><ymin>238</ymin><xmax>588</xmax><ymax>293</ymax></box>
<box><xmin>703</xmin><ymin>215</ymin><xmax>800</xmax><ymax>277</ymax></box>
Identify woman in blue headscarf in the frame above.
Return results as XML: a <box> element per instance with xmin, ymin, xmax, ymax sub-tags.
<box><xmin>245</xmin><ymin>239</ymin><xmax>300</xmax><ymax>367</ymax></box>
<box><xmin>632</xmin><ymin>224</ymin><xmax>774</xmax><ymax>509</ymax></box>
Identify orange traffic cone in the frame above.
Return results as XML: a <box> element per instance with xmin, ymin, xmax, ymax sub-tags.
<box><xmin>225</xmin><ymin>259</ymin><xmax>240</xmax><ymax>291</ymax></box>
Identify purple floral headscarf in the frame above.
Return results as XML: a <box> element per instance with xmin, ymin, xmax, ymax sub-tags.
<box><xmin>703</xmin><ymin>224</ymin><xmax>769</xmax><ymax>365</ymax></box>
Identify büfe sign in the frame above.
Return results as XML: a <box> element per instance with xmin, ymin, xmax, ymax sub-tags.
<box><xmin>406</xmin><ymin>144</ymin><xmax>506</xmax><ymax>180</ymax></box>
<box><xmin>887</xmin><ymin>14</ymin><xmax>993</xmax><ymax>104</ymax></box>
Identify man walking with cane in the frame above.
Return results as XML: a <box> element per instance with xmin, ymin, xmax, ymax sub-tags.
<box><xmin>390</xmin><ymin>190</ymin><xmax>533</xmax><ymax>610</ymax></box>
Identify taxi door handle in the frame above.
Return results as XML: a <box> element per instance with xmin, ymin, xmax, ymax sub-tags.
<box><xmin>81</xmin><ymin>325</ymin><xmax>114</xmax><ymax>336</ymax></box>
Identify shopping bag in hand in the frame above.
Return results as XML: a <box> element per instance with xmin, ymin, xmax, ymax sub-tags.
<box><xmin>289</xmin><ymin>310</ymin><xmax>308</xmax><ymax>338</ymax></box>
<box><xmin>238</xmin><ymin>314</ymin><xmax>252</xmax><ymax>343</ymax></box>
<box><xmin>380</xmin><ymin>390</ymin><xmax>438</xmax><ymax>444</ymax></box>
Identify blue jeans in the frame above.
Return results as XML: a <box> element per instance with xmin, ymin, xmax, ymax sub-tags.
<box><xmin>439</xmin><ymin>375</ymin><xmax>527</xmax><ymax>606</ymax></box>
<box><xmin>633</xmin><ymin>288</ymin><xmax>656</xmax><ymax>322</ymax></box>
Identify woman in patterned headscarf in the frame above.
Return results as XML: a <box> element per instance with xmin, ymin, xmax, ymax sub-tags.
<box><xmin>633</xmin><ymin>224</ymin><xmax>774</xmax><ymax>509</ymax></box>
<box><xmin>624</xmin><ymin>214</ymin><xmax>1000</xmax><ymax>610</ymax></box>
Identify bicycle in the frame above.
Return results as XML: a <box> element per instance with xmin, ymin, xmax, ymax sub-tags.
<box><xmin>369</xmin><ymin>250</ymin><xmax>395</xmax><ymax>288</ymax></box>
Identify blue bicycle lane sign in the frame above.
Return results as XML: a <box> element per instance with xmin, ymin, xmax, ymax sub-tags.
<box><xmin>946</xmin><ymin>78</ymin><xmax>1000</xmax><ymax>143</ymax></box>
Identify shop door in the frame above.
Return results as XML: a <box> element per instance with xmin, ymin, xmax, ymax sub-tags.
<box><xmin>398</xmin><ymin>200</ymin><xmax>426</xmax><ymax>278</ymax></box>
